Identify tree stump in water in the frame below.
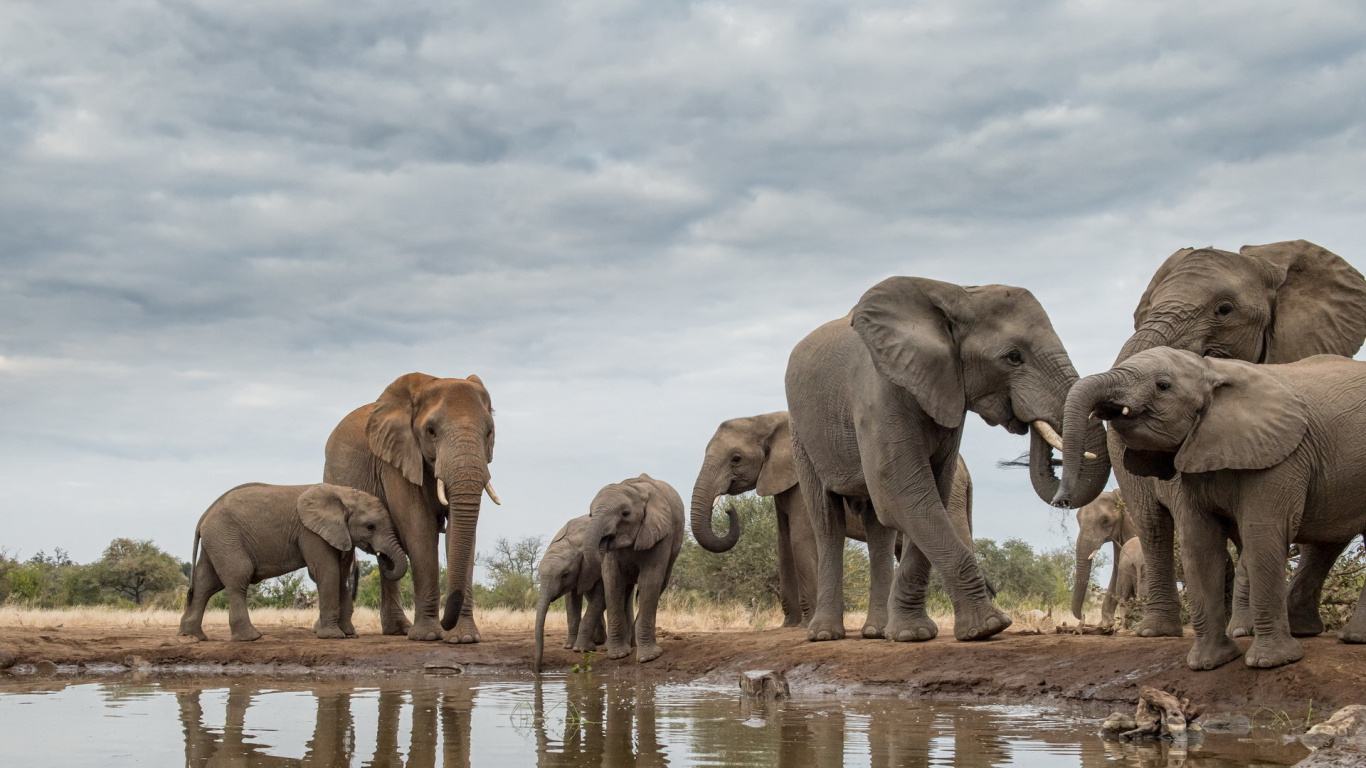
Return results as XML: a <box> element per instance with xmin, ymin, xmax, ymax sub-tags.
<box><xmin>1101</xmin><ymin>687</ymin><xmax>1202</xmax><ymax>743</ymax></box>
<box><xmin>739</xmin><ymin>670</ymin><xmax>789</xmax><ymax>700</ymax></box>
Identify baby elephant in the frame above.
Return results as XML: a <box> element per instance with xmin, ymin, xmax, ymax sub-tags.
<box><xmin>585</xmin><ymin>474</ymin><xmax>685</xmax><ymax>664</ymax></box>
<box><xmin>533</xmin><ymin>514</ymin><xmax>610</xmax><ymax>673</ymax></box>
<box><xmin>179</xmin><ymin>483</ymin><xmax>409</xmax><ymax>642</ymax></box>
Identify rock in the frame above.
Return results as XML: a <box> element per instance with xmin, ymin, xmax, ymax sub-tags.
<box><xmin>1101</xmin><ymin>712</ymin><xmax>1137</xmax><ymax>734</ymax></box>
<box><xmin>1293</xmin><ymin>747</ymin><xmax>1366</xmax><ymax>767</ymax></box>
<box><xmin>1201</xmin><ymin>714</ymin><xmax>1252</xmax><ymax>734</ymax></box>
<box><xmin>1301</xmin><ymin>705</ymin><xmax>1366</xmax><ymax>752</ymax></box>
<box><xmin>423</xmin><ymin>661</ymin><xmax>464</xmax><ymax>676</ymax></box>
<box><xmin>0</xmin><ymin>651</ymin><xmax>16</xmax><ymax>670</ymax></box>
<box><xmin>124</xmin><ymin>655</ymin><xmax>152</xmax><ymax>669</ymax></box>
<box><xmin>34</xmin><ymin>660</ymin><xmax>57</xmax><ymax>676</ymax></box>
<box><xmin>739</xmin><ymin>670</ymin><xmax>790</xmax><ymax>700</ymax></box>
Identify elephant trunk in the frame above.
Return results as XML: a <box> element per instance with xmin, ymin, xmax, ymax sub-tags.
<box><xmin>1071</xmin><ymin>531</ymin><xmax>1105</xmax><ymax>620</ymax></box>
<box><xmin>1114</xmin><ymin>326</ymin><xmax>1173</xmax><ymax>366</ymax></box>
<box><xmin>1053</xmin><ymin>371</ymin><xmax>1123</xmax><ymax>508</ymax></box>
<box><xmin>689</xmin><ymin>458</ymin><xmax>740</xmax><ymax>552</ymax></box>
<box><xmin>533</xmin><ymin>579</ymin><xmax>555</xmax><ymax>674</ymax></box>
<box><xmin>376</xmin><ymin>531</ymin><xmax>408</xmax><ymax>582</ymax></box>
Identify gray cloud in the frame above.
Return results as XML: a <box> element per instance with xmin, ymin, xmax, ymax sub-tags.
<box><xmin>2</xmin><ymin>0</ymin><xmax>1365</xmax><ymax>577</ymax></box>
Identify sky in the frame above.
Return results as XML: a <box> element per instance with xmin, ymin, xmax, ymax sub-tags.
<box><xmin>2</xmin><ymin>0</ymin><xmax>1365</xmax><ymax>586</ymax></box>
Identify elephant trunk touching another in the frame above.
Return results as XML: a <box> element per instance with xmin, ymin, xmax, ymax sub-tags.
<box><xmin>1053</xmin><ymin>371</ymin><xmax>1126</xmax><ymax>509</ymax></box>
<box><xmin>689</xmin><ymin>455</ymin><xmax>740</xmax><ymax>552</ymax></box>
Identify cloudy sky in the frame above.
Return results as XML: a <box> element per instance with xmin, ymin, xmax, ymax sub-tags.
<box><xmin>3</xmin><ymin>1</ymin><xmax>1365</xmax><ymax>581</ymax></box>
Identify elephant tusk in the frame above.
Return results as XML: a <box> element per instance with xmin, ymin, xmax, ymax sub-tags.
<box><xmin>1088</xmin><ymin>411</ymin><xmax>1096</xmax><ymax>420</ymax></box>
<box><xmin>713</xmin><ymin>495</ymin><xmax>722</xmax><ymax>509</ymax></box>
<box><xmin>437</xmin><ymin>479</ymin><xmax>449</xmax><ymax>506</ymax></box>
<box><xmin>1033</xmin><ymin>420</ymin><xmax>1097</xmax><ymax>461</ymax></box>
<box><xmin>1122</xmin><ymin>406</ymin><xmax>1130</xmax><ymax>416</ymax></box>
<box><xmin>485</xmin><ymin>481</ymin><xmax>501</xmax><ymax>506</ymax></box>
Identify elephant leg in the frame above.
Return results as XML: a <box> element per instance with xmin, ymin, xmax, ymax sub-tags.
<box><xmin>1127</xmin><ymin>482</ymin><xmax>1184</xmax><ymax>638</ymax></box>
<box><xmin>775</xmin><ymin>507</ymin><xmax>803</xmax><ymax>627</ymax></box>
<box><xmin>1338</xmin><ymin>541</ymin><xmax>1366</xmax><ymax>643</ymax></box>
<box><xmin>447</xmin><ymin>540</ymin><xmax>482</xmax><ymax>644</ymax></box>
<box><xmin>179</xmin><ymin>557</ymin><xmax>224</xmax><ymax>641</ymax></box>
<box><xmin>1176</xmin><ymin>509</ymin><xmax>1240</xmax><ymax>670</ymax></box>
<box><xmin>853</xmin><ymin>498</ymin><xmax>892</xmax><ymax>639</ymax></box>
<box><xmin>225</xmin><ymin>583</ymin><xmax>261</xmax><ymax>642</ymax></box>
<box><xmin>1289</xmin><ymin>541</ymin><xmax>1347</xmax><ymax>637</ymax></box>
<box><xmin>602</xmin><ymin>560</ymin><xmax>632</xmax><ymax>659</ymax></box>
<box><xmin>625</xmin><ymin>585</ymin><xmax>637</xmax><ymax>648</ymax></box>
<box><xmin>337</xmin><ymin>550</ymin><xmax>357</xmax><ymax>637</ymax></box>
<box><xmin>794</xmin><ymin>437</ymin><xmax>847</xmax><ymax>642</ymax></box>
<box><xmin>381</xmin><ymin>474</ymin><xmax>438</xmax><ymax>640</ymax></box>
<box><xmin>300</xmin><ymin>536</ymin><xmax>347</xmax><ymax>639</ymax></box>
<box><xmin>1227</xmin><ymin>545</ymin><xmax>1254</xmax><ymax>637</ymax></box>
<box><xmin>635</xmin><ymin>563</ymin><xmax>667</xmax><ymax>663</ymax></box>
<box><xmin>575</xmin><ymin>583</ymin><xmax>606</xmax><ymax>651</ymax></box>
<box><xmin>886</xmin><ymin>540</ymin><xmax>937</xmax><ymax>642</ymax></box>
<box><xmin>1239</xmin><ymin>506</ymin><xmax>1304</xmax><ymax>669</ymax></box>
<box><xmin>1098</xmin><ymin>540</ymin><xmax>1123</xmax><ymax>628</ymax></box>
<box><xmin>782</xmin><ymin>488</ymin><xmax>820</xmax><ymax>626</ymax></box>
<box><xmin>565</xmin><ymin>590</ymin><xmax>583</xmax><ymax>649</ymax></box>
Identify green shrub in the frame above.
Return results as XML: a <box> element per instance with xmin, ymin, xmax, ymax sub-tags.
<box><xmin>475</xmin><ymin>536</ymin><xmax>542</xmax><ymax>610</ymax></box>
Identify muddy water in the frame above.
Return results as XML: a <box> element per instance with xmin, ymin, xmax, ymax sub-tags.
<box><xmin>0</xmin><ymin>674</ymin><xmax>1308</xmax><ymax>767</ymax></box>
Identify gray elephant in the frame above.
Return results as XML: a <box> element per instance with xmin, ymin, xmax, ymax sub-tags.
<box><xmin>690</xmin><ymin>411</ymin><xmax>974</xmax><ymax>627</ymax></box>
<box><xmin>585</xmin><ymin>474</ymin><xmax>685</xmax><ymax>664</ymax></box>
<box><xmin>1057</xmin><ymin>240</ymin><xmax>1366</xmax><ymax>641</ymax></box>
<box><xmin>1058</xmin><ymin>348</ymin><xmax>1366</xmax><ymax>669</ymax></box>
<box><xmin>1071</xmin><ymin>490</ymin><xmax>1138</xmax><ymax>626</ymax></box>
<box><xmin>324</xmin><ymin>373</ymin><xmax>500</xmax><ymax>643</ymax></box>
<box><xmin>179</xmin><ymin>482</ymin><xmax>408</xmax><ymax>642</ymax></box>
<box><xmin>1111</xmin><ymin>537</ymin><xmax>1147</xmax><ymax>627</ymax></box>
<box><xmin>786</xmin><ymin>277</ymin><xmax>1110</xmax><ymax>643</ymax></box>
<box><xmin>533</xmin><ymin>514</ymin><xmax>609</xmax><ymax>673</ymax></box>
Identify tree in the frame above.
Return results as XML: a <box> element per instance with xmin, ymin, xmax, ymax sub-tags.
<box><xmin>91</xmin><ymin>538</ymin><xmax>185</xmax><ymax>606</ymax></box>
<box><xmin>670</xmin><ymin>494</ymin><xmax>782</xmax><ymax>607</ymax></box>
<box><xmin>475</xmin><ymin>536</ymin><xmax>543</xmax><ymax>610</ymax></box>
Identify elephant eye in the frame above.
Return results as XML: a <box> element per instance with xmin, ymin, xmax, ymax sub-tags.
<box><xmin>367</xmin><ymin>524</ymin><xmax>376</xmax><ymax>531</ymax></box>
<box><xmin>1215</xmin><ymin>302</ymin><xmax>1234</xmax><ymax>316</ymax></box>
<box><xmin>1004</xmin><ymin>350</ymin><xmax>1024</xmax><ymax>366</ymax></box>
<box><xmin>1156</xmin><ymin>380</ymin><xmax>1171</xmax><ymax>391</ymax></box>
<box><xmin>730</xmin><ymin>454</ymin><xmax>742</xmax><ymax>465</ymax></box>
<box><xmin>426</xmin><ymin>426</ymin><xmax>436</xmax><ymax>437</ymax></box>
<box><xmin>621</xmin><ymin>510</ymin><xmax>630</xmax><ymax>518</ymax></box>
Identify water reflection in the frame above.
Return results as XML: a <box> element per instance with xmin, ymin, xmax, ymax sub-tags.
<box><xmin>0</xmin><ymin>675</ymin><xmax>1309</xmax><ymax>767</ymax></box>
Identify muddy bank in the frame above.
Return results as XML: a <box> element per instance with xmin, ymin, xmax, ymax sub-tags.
<box><xmin>0</xmin><ymin>624</ymin><xmax>1360</xmax><ymax>714</ymax></box>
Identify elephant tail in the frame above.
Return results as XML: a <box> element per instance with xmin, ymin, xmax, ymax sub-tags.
<box><xmin>349</xmin><ymin>559</ymin><xmax>360</xmax><ymax>602</ymax></box>
<box><xmin>186</xmin><ymin>529</ymin><xmax>202</xmax><ymax>604</ymax></box>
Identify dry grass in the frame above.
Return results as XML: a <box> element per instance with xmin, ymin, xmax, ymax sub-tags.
<box><xmin>0</xmin><ymin>603</ymin><xmax>1101</xmax><ymax>634</ymax></box>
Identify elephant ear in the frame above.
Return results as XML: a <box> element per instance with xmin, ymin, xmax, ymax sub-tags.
<box><xmin>756</xmin><ymin>414</ymin><xmax>798</xmax><ymax>497</ymax></box>
<box><xmin>1242</xmin><ymin>240</ymin><xmax>1366</xmax><ymax>363</ymax></box>
<box><xmin>633</xmin><ymin>474</ymin><xmax>675</xmax><ymax>552</ymax></box>
<box><xmin>465</xmin><ymin>374</ymin><xmax>496</xmax><ymax>462</ymax></box>
<box><xmin>1133</xmin><ymin>247</ymin><xmax>1198</xmax><ymax>328</ymax></box>
<box><xmin>850</xmin><ymin>277</ymin><xmax>966</xmax><ymax>429</ymax></box>
<box><xmin>298</xmin><ymin>484</ymin><xmax>352</xmax><ymax>551</ymax></box>
<box><xmin>1174</xmin><ymin>358</ymin><xmax>1308</xmax><ymax>474</ymax></box>
<box><xmin>366</xmin><ymin>372</ymin><xmax>436</xmax><ymax>486</ymax></box>
<box><xmin>1122</xmin><ymin>449</ymin><xmax>1177</xmax><ymax>481</ymax></box>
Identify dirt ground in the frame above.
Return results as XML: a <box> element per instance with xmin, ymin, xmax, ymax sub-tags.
<box><xmin>2</xmin><ymin>622</ymin><xmax>1361</xmax><ymax>716</ymax></box>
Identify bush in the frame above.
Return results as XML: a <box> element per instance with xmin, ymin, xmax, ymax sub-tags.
<box><xmin>90</xmin><ymin>539</ymin><xmax>186</xmax><ymax>606</ymax></box>
<box><xmin>670</xmin><ymin>494</ymin><xmax>782</xmax><ymax>608</ymax></box>
<box><xmin>475</xmin><ymin>536</ymin><xmax>542</xmax><ymax>610</ymax></box>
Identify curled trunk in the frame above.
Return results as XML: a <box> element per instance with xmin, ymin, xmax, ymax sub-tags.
<box><xmin>377</xmin><ymin>532</ymin><xmax>408</xmax><ymax>582</ymax></box>
<box><xmin>690</xmin><ymin>458</ymin><xmax>740</xmax><ymax>552</ymax></box>
<box><xmin>1054</xmin><ymin>372</ymin><xmax>1124</xmax><ymax>508</ymax></box>
<box><xmin>533</xmin><ymin>579</ymin><xmax>555</xmax><ymax>674</ymax></box>
<box><xmin>1031</xmin><ymin>417</ymin><xmax>1110</xmax><ymax>509</ymax></box>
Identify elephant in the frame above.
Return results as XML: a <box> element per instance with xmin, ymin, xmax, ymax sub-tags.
<box><xmin>323</xmin><ymin>372</ymin><xmax>500</xmax><ymax>643</ymax></box>
<box><xmin>785</xmin><ymin>277</ymin><xmax>1110</xmax><ymax>643</ymax></box>
<box><xmin>1058</xmin><ymin>347</ymin><xmax>1366</xmax><ymax>669</ymax></box>
<box><xmin>1057</xmin><ymin>240</ymin><xmax>1366</xmax><ymax>640</ymax></box>
<box><xmin>179</xmin><ymin>482</ymin><xmax>408</xmax><ymax>642</ymax></box>
<box><xmin>690</xmin><ymin>410</ymin><xmax>974</xmax><ymax>628</ymax></box>
<box><xmin>585</xmin><ymin>474</ymin><xmax>686</xmax><ymax>664</ymax></box>
<box><xmin>533</xmin><ymin>513</ymin><xmax>609</xmax><ymax>673</ymax></box>
<box><xmin>1111</xmin><ymin>537</ymin><xmax>1147</xmax><ymax>627</ymax></box>
<box><xmin>1071</xmin><ymin>490</ymin><xmax>1138</xmax><ymax>625</ymax></box>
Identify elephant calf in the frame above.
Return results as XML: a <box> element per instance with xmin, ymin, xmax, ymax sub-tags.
<box><xmin>533</xmin><ymin>514</ymin><xmax>610</xmax><ymax>673</ymax></box>
<box><xmin>179</xmin><ymin>482</ymin><xmax>408</xmax><ymax>642</ymax></box>
<box><xmin>586</xmin><ymin>474</ymin><xmax>685</xmax><ymax>664</ymax></box>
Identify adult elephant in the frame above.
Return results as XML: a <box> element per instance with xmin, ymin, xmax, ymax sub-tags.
<box><xmin>1055</xmin><ymin>240</ymin><xmax>1366</xmax><ymax>639</ymax></box>
<box><xmin>324</xmin><ymin>373</ymin><xmax>500</xmax><ymax>643</ymax></box>
<box><xmin>786</xmin><ymin>277</ymin><xmax>1110</xmax><ymax>643</ymax></box>
<box><xmin>1071</xmin><ymin>489</ymin><xmax>1137</xmax><ymax>626</ymax></box>
<box><xmin>690</xmin><ymin>411</ymin><xmax>973</xmax><ymax>628</ymax></box>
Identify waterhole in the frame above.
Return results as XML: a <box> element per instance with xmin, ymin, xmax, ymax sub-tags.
<box><xmin>0</xmin><ymin>674</ymin><xmax>1309</xmax><ymax>766</ymax></box>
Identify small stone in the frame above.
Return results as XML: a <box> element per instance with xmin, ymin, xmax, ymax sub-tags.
<box><xmin>34</xmin><ymin>660</ymin><xmax>57</xmax><ymax>676</ymax></box>
<box><xmin>423</xmin><ymin>661</ymin><xmax>464</xmax><ymax>676</ymax></box>
<box><xmin>739</xmin><ymin>670</ymin><xmax>790</xmax><ymax>700</ymax></box>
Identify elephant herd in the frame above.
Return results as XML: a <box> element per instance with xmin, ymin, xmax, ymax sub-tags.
<box><xmin>180</xmin><ymin>238</ymin><xmax>1366</xmax><ymax>675</ymax></box>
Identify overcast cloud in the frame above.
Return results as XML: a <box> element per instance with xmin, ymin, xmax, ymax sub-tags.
<box><xmin>3</xmin><ymin>0</ymin><xmax>1366</xmax><ymax>581</ymax></box>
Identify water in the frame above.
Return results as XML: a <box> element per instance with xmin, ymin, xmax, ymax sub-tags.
<box><xmin>0</xmin><ymin>674</ymin><xmax>1309</xmax><ymax>767</ymax></box>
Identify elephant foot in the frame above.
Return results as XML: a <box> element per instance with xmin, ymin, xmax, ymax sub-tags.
<box><xmin>885</xmin><ymin>613</ymin><xmax>938</xmax><ymax>643</ymax></box>
<box><xmin>339</xmin><ymin>620</ymin><xmax>357</xmax><ymax>637</ymax></box>
<box><xmin>443</xmin><ymin>617</ymin><xmax>481</xmax><ymax>644</ymax></box>
<box><xmin>781</xmin><ymin>616</ymin><xmax>804</xmax><ymax>629</ymax></box>
<box><xmin>1186</xmin><ymin>636</ymin><xmax>1242</xmax><ymax>671</ymax></box>
<box><xmin>1245</xmin><ymin>635</ymin><xmax>1304</xmax><ymax>669</ymax></box>
<box><xmin>861</xmin><ymin>624</ymin><xmax>885</xmax><ymax>639</ymax></box>
<box><xmin>571</xmin><ymin>640</ymin><xmax>597</xmax><ymax>653</ymax></box>
<box><xmin>179</xmin><ymin>625</ymin><xmax>207</xmax><ymax>642</ymax></box>
<box><xmin>407</xmin><ymin>617</ymin><xmax>443</xmax><ymax>642</ymax></box>
<box><xmin>231</xmin><ymin>626</ymin><xmax>263</xmax><ymax>642</ymax></box>
<box><xmin>1227</xmin><ymin>611</ymin><xmax>1254</xmax><ymax>638</ymax></box>
<box><xmin>1337</xmin><ymin>618</ymin><xmax>1366</xmax><ymax>644</ymax></box>
<box><xmin>1288</xmin><ymin>607</ymin><xmax>1326</xmax><ymax>638</ymax></box>
<box><xmin>606</xmin><ymin>643</ymin><xmax>631</xmax><ymax>660</ymax></box>
<box><xmin>637</xmin><ymin>643</ymin><xmax>663</xmax><ymax>663</ymax></box>
<box><xmin>383</xmin><ymin>613</ymin><xmax>414</xmax><ymax>636</ymax></box>
<box><xmin>563</xmin><ymin>640</ymin><xmax>577</xmax><ymax>650</ymax></box>
<box><xmin>806</xmin><ymin>612</ymin><xmax>846</xmax><ymax>642</ymax></box>
<box><xmin>952</xmin><ymin>605</ymin><xmax>1011</xmax><ymax>641</ymax></box>
<box><xmin>1134</xmin><ymin>611</ymin><xmax>1184</xmax><ymax>638</ymax></box>
<box><xmin>315</xmin><ymin>626</ymin><xmax>348</xmax><ymax>640</ymax></box>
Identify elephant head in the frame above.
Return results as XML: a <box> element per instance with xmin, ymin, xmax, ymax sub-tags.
<box><xmin>365</xmin><ymin>372</ymin><xmax>498</xmax><ymax>630</ymax></box>
<box><xmin>850</xmin><ymin>276</ymin><xmax>1110</xmax><ymax>507</ymax></box>
<box><xmin>689</xmin><ymin>411</ymin><xmax>797</xmax><ymax>553</ymax></box>
<box><xmin>298</xmin><ymin>484</ymin><xmax>409</xmax><ymax>581</ymax></box>
<box><xmin>1117</xmin><ymin>240</ymin><xmax>1366</xmax><ymax>366</ymax></box>
<box><xmin>1070</xmin><ymin>489</ymin><xmax>1134</xmax><ymax>620</ymax></box>
<box><xmin>1058</xmin><ymin>348</ymin><xmax>1309</xmax><ymax>491</ymax></box>
<box><xmin>533</xmin><ymin>514</ymin><xmax>597</xmax><ymax>674</ymax></box>
<box><xmin>587</xmin><ymin>474</ymin><xmax>675</xmax><ymax>562</ymax></box>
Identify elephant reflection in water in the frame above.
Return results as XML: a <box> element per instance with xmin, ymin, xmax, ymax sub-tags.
<box><xmin>177</xmin><ymin>680</ymin><xmax>475</xmax><ymax>768</ymax></box>
<box><xmin>531</xmin><ymin>678</ymin><xmax>667</xmax><ymax>768</ymax></box>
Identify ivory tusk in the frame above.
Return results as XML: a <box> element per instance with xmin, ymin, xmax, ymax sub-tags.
<box><xmin>713</xmin><ymin>495</ymin><xmax>722</xmax><ymax>509</ymax></box>
<box><xmin>437</xmin><ymin>479</ymin><xmax>449</xmax><ymax>506</ymax></box>
<box><xmin>1033</xmin><ymin>420</ymin><xmax>1098</xmax><ymax>460</ymax></box>
<box><xmin>1122</xmin><ymin>406</ymin><xmax>1130</xmax><ymax>416</ymax></box>
<box><xmin>485</xmin><ymin>481</ymin><xmax>501</xmax><ymax>505</ymax></box>
<box><xmin>1088</xmin><ymin>411</ymin><xmax>1096</xmax><ymax>420</ymax></box>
